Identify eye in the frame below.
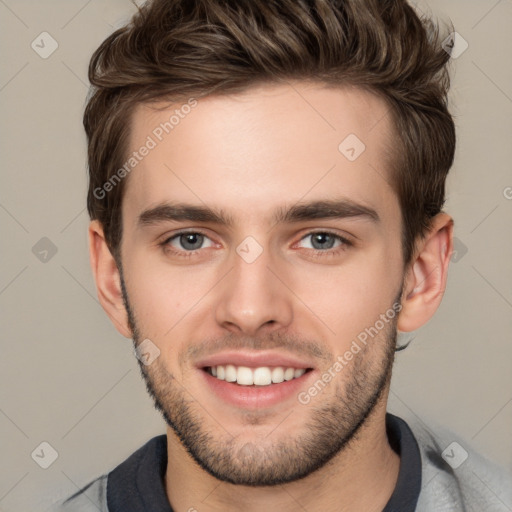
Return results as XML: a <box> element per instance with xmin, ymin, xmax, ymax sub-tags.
<box><xmin>163</xmin><ymin>231</ymin><xmax>214</xmax><ymax>252</ymax></box>
<box><xmin>297</xmin><ymin>231</ymin><xmax>352</xmax><ymax>252</ymax></box>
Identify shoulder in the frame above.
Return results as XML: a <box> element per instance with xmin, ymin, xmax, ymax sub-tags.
<box><xmin>47</xmin><ymin>475</ymin><xmax>108</xmax><ymax>512</ymax></box>
<box><xmin>46</xmin><ymin>435</ymin><xmax>167</xmax><ymax>512</ymax></box>
<box><xmin>402</xmin><ymin>414</ymin><xmax>512</xmax><ymax>512</ymax></box>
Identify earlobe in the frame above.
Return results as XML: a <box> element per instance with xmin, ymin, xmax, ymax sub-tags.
<box><xmin>88</xmin><ymin>220</ymin><xmax>132</xmax><ymax>338</ymax></box>
<box><xmin>397</xmin><ymin>213</ymin><xmax>454</xmax><ymax>333</ymax></box>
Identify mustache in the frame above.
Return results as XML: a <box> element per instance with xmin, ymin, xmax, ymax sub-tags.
<box><xmin>178</xmin><ymin>331</ymin><xmax>333</xmax><ymax>366</ymax></box>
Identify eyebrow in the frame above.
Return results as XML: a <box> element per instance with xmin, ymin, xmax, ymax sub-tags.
<box><xmin>137</xmin><ymin>199</ymin><xmax>380</xmax><ymax>228</ymax></box>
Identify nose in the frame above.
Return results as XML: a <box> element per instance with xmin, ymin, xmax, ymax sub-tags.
<box><xmin>214</xmin><ymin>240</ymin><xmax>294</xmax><ymax>336</ymax></box>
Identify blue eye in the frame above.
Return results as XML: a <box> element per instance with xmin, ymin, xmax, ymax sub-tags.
<box><xmin>164</xmin><ymin>232</ymin><xmax>214</xmax><ymax>252</ymax></box>
<box><xmin>298</xmin><ymin>232</ymin><xmax>352</xmax><ymax>251</ymax></box>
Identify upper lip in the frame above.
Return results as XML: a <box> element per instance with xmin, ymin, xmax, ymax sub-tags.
<box><xmin>195</xmin><ymin>350</ymin><xmax>316</xmax><ymax>370</ymax></box>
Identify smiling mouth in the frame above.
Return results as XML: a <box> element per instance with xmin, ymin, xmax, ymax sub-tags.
<box><xmin>203</xmin><ymin>365</ymin><xmax>314</xmax><ymax>386</ymax></box>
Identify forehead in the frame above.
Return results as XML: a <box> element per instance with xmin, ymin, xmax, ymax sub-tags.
<box><xmin>123</xmin><ymin>81</ymin><xmax>397</xmax><ymax>227</ymax></box>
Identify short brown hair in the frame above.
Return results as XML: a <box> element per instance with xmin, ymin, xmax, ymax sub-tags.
<box><xmin>84</xmin><ymin>0</ymin><xmax>455</xmax><ymax>267</ymax></box>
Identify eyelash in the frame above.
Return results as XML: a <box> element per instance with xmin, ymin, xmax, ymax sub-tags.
<box><xmin>159</xmin><ymin>230</ymin><xmax>353</xmax><ymax>259</ymax></box>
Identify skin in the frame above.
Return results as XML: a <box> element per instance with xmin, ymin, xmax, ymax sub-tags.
<box><xmin>89</xmin><ymin>81</ymin><xmax>453</xmax><ymax>512</ymax></box>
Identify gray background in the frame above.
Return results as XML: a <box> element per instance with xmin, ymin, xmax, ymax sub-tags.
<box><xmin>1</xmin><ymin>0</ymin><xmax>511</xmax><ymax>510</ymax></box>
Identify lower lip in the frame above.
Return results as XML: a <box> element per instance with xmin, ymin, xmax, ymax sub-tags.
<box><xmin>199</xmin><ymin>368</ymin><xmax>315</xmax><ymax>409</ymax></box>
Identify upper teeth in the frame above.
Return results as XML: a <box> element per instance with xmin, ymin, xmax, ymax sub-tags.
<box><xmin>208</xmin><ymin>365</ymin><xmax>307</xmax><ymax>386</ymax></box>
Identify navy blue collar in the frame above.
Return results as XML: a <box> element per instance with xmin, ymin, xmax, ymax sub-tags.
<box><xmin>383</xmin><ymin>414</ymin><xmax>422</xmax><ymax>511</ymax></box>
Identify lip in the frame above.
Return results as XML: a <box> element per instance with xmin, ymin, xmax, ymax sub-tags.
<box><xmin>195</xmin><ymin>350</ymin><xmax>316</xmax><ymax>370</ymax></box>
<box><xmin>198</xmin><ymin>366</ymin><xmax>317</xmax><ymax>409</ymax></box>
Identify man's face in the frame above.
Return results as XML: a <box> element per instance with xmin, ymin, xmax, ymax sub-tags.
<box><xmin>119</xmin><ymin>82</ymin><xmax>405</xmax><ymax>485</ymax></box>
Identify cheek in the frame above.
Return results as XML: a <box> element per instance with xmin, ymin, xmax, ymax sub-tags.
<box><xmin>122</xmin><ymin>247</ymin><xmax>225</xmax><ymax>362</ymax></box>
<box><xmin>124</xmin><ymin>262</ymin><xmax>214</xmax><ymax>373</ymax></box>
<box><xmin>127</xmin><ymin>265</ymin><xmax>209</xmax><ymax>328</ymax></box>
<box><xmin>288</xmin><ymin>246</ymin><xmax>401</xmax><ymax>345</ymax></box>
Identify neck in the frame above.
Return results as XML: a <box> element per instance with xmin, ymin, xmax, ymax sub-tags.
<box><xmin>164</xmin><ymin>398</ymin><xmax>400</xmax><ymax>512</ymax></box>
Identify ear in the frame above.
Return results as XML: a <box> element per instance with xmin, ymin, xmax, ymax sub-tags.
<box><xmin>88</xmin><ymin>220</ymin><xmax>132</xmax><ymax>338</ymax></box>
<box><xmin>397</xmin><ymin>213</ymin><xmax>454</xmax><ymax>332</ymax></box>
